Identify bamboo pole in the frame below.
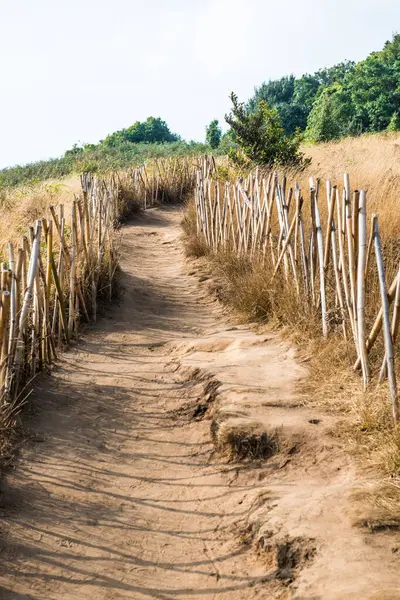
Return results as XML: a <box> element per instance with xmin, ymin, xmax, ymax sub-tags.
<box><xmin>323</xmin><ymin>181</ymin><xmax>336</xmax><ymax>270</ymax></box>
<box><xmin>298</xmin><ymin>209</ymin><xmax>309</xmax><ymax>295</ymax></box>
<box><xmin>337</xmin><ymin>188</ymin><xmax>356</xmax><ymax>344</ymax></box>
<box><xmin>356</xmin><ymin>191</ymin><xmax>369</xmax><ymax>389</ymax></box>
<box><xmin>345</xmin><ymin>177</ymin><xmax>358</xmax><ymax>350</ymax></box>
<box><xmin>0</xmin><ymin>265</ymin><xmax>7</xmax><ymax>372</ymax></box>
<box><xmin>352</xmin><ymin>190</ymin><xmax>360</xmax><ymax>267</ymax></box>
<box><xmin>379</xmin><ymin>261</ymin><xmax>400</xmax><ymax>383</ymax></box>
<box><xmin>353</xmin><ymin>252</ymin><xmax>398</xmax><ymax>371</ymax></box>
<box><xmin>330</xmin><ymin>189</ymin><xmax>347</xmax><ymax>340</ymax></box>
<box><xmin>313</xmin><ymin>188</ymin><xmax>328</xmax><ymax>336</ymax></box>
<box><xmin>365</xmin><ymin>214</ymin><xmax>375</xmax><ymax>280</ymax></box>
<box><xmin>272</xmin><ymin>210</ymin><xmax>297</xmax><ymax>278</ymax></box>
<box><xmin>14</xmin><ymin>221</ymin><xmax>41</xmax><ymax>388</ymax></box>
<box><xmin>0</xmin><ymin>288</ymin><xmax>10</xmax><ymax>397</ymax></box>
<box><xmin>50</xmin><ymin>253</ymin><xmax>70</xmax><ymax>345</ymax></box>
<box><xmin>45</xmin><ymin>219</ymin><xmax>54</xmax><ymax>363</ymax></box>
<box><xmin>373</xmin><ymin>216</ymin><xmax>399</xmax><ymax>423</ymax></box>
<box><xmin>68</xmin><ymin>203</ymin><xmax>77</xmax><ymax>336</ymax></box>
<box><xmin>5</xmin><ymin>245</ymin><xmax>16</xmax><ymax>395</ymax></box>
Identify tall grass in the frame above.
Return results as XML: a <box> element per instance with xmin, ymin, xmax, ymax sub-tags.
<box><xmin>300</xmin><ymin>131</ymin><xmax>400</xmax><ymax>238</ymax></box>
<box><xmin>0</xmin><ymin>178</ymin><xmax>81</xmax><ymax>258</ymax></box>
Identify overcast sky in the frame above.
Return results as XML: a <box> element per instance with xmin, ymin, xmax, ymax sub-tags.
<box><xmin>0</xmin><ymin>0</ymin><xmax>399</xmax><ymax>168</ymax></box>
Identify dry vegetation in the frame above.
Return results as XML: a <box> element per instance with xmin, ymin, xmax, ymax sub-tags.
<box><xmin>0</xmin><ymin>178</ymin><xmax>81</xmax><ymax>257</ymax></box>
<box><xmin>300</xmin><ymin>133</ymin><xmax>400</xmax><ymax>484</ymax></box>
<box><xmin>0</xmin><ymin>154</ymin><xmax>197</xmax><ymax>257</ymax></box>
<box><xmin>182</xmin><ymin>133</ymin><xmax>400</xmax><ymax>498</ymax></box>
<box><xmin>300</xmin><ymin>131</ymin><xmax>400</xmax><ymax>238</ymax></box>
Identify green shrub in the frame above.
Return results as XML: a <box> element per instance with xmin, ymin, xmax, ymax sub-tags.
<box><xmin>225</xmin><ymin>93</ymin><xmax>308</xmax><ymax>168</ymax></box>
<box><xmin>206</xmin><ymin>120</ymin><xmax>222</xmax><ymax>149</ymax></box>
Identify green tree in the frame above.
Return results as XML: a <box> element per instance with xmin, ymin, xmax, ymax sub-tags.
<box><xmin>247</xmin><ymin>76</ymin><xmax>296</xmax><ymax>112</ymax></box>
<box><xmin>315</xmin><ymin>60</ymin><xmax>356</xmax><ymax>86</ymax></box>
<box><xmin>103</xmin><ymin>117</ymin><xmax>178</xmax><ymax>147</ymax></box>
<box><xmin>274</xmin><ymin>103</ymin><xmax>308</xmax><ymax>134</ymax></box>
<box><xmin>346</xmin><ymin>49</ymin><xmax>400</xmax><ymax>132</ymax></box>
<box><xmin>247</xmin><ymin>76</ymin><xmax>303</xmax><ymax>134</ymax></box>
<box><xmin>219</xmin><ymin>129</ymin><xmax>237</xmax><ymax>153</ymax></box>
<box><xmin>246</xmin><ymin>62</ymin><xmax>355</xmax><ymax>136</ymax></box>
<box><xmin>206</xmin><ymin>120</ymin><xmax>222</xmax><ymax>148</ymax></box>
<box><xmin>225</xmin><ymin>93</ymin><xmax>306</xmax><ymax>167</ymax></box>
<box><xmin>293</xmin><ymin>74</ymin><xmax>321</xmax><ymax>108</ymax></box>
<box><xmin>387</xmin><ymin>112</ymin><xmax>400</xmax><ymax>131</ymax></box>
<box><xmin>305</xmin><ymin>82</ymin><xmax>360</xmax><ymax>142</ymax></box>
<box><xmin>64</xmin><ymin>143</ymin><xmax>84</xmax><ymax>157</ymax></box>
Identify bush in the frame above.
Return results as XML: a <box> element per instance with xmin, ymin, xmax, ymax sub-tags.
<box><xmin>305</xmin><ymin>83</ymin><xmax>361</xmax><ymax>142</ymax></box>
<box><xmin>103</xmin><ymin>117</ymin><xmax>179</xmax><ymax>147</ymax></box>
<box><xmin>225</xmin><ymin>93</ymin><xmax>308</xmax><ymax>168</ymax></box>
<box><xmin>206</xmin><ymin>120</ymin><xmax>222</xmax><ymax>149</ymax></box>
<box><xmin>387</xmin><ymin>113</ymin><xmax>400</xmax><ymax>132</ymax></box>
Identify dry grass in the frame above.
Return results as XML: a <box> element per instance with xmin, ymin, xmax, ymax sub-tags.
<box><xmin>0</xmin><ymin>177</ymin><xmax>79</xmax><ymax>258</ymax></box>
<box><xmin>115</xmin><ymin>179</ymin><xmax>143</xmax><ymax>224</ymax></box>
<box><xmin>296</xmin><ymin>334</ymin><xmax>400</xmax><ymax>477</ymax></box>
<box><xmin>300</xmin><ymin>131</ymin><xmax>400</xmax><ymax>239</ymax></box>
<box><xmin>181</xmin><ymin>201</ymin><xmax>209</xmax><ymax>258</ymax></box>
<box><xmin>211</xmin><ymin>416</ymin><xmax>279</xmax><ymax>460</ymax></box>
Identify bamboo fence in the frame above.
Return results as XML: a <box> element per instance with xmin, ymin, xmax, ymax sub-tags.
<box><xmin>0</xmin><ymin>173</ymin><xmax>120</xmax><ymax>417</ymax></box>
<box><xmin>117</xmin><ymin>155</ymin><xmax>198</xmax><ymax>213</ymax></box>
<box><xmin>194</xmin><ymin>164</ymin><xmax>400</xmax><ymax>423</ymax></box>
<box><xmin>0</xmin><ymin>155</ymin><xmax>197</xmax><ymax>421</ymax></box>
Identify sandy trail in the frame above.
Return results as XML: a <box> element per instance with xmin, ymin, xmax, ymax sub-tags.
<box><xmin>0</xmin><ymin>206</ymin><xmax>398</xmax><ymax>600</ymax></box>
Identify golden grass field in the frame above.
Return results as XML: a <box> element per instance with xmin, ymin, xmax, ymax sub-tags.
<box><xmin>301</xmin><ymin>131</ymin><xmax>400</xmax><ymax>238</ymax></box>
<box><xmin>0</xmin><ymin>177</ymin><xmax>81</xmax><ymax>258</ymax></box>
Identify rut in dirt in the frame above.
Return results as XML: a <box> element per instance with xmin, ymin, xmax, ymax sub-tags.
<box><xmin>0</xmin><ymin>207</ymin><xmax>282</xmax><ymax>600</ymax></box>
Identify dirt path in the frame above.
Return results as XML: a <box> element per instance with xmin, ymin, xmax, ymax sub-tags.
<box><xmin>0</xmin><ymin>207</ymin><xmax>399</xmax><ymax>600</ymax></box>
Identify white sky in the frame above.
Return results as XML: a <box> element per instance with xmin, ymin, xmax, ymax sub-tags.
<box><xmin>0</xmin><ymin>0</ymin><xmax>399</xmax><ymax>168</ymax></box>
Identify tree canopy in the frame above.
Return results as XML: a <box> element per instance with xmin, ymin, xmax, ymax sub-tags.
<box><xmin>247</xmin><ymin>62</ymin><xmax>355</xmax><ymax>136</ymax></box>
<box><xmin>205</xmin><ymin>120</ymin><xmax>222</xmax><ymax>148</ymax></box>
<box><xmin>103</xmin><ymin>117</ymin><xmax>179</xmax><ymax>147</ymax></box>
<box><xmin>246</xmin><ymin>34</ymin><xmax>400</xmax><ymax>142</ymax></box>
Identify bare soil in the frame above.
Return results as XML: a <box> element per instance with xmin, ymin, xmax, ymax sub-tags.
<box><xmin>0</xmin><ymin>206</ymin><xmax>399</xmax><ymax>600</ymax></box>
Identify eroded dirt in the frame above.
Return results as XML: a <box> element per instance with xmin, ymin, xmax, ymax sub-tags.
<box><xmin>0</xmin><ymin>206</ymin><xmax>398</xmax><ymax>600</ymax></box>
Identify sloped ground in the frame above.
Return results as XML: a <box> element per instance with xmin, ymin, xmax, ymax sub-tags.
<box><xmin>0</xmin><ymin>206</ymin><xmax>398</xmax><ymax>600</ymax></box>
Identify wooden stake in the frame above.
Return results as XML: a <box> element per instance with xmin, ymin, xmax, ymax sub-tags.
<box><xmin>373</xmin><ymin>216</ymin><xmax>399</xmax><ymax>423</ymax></box>
<box><xmin>356</xmin><ymin>191</ymin><xmax>369</xmax><ymax>388</ymax></box>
